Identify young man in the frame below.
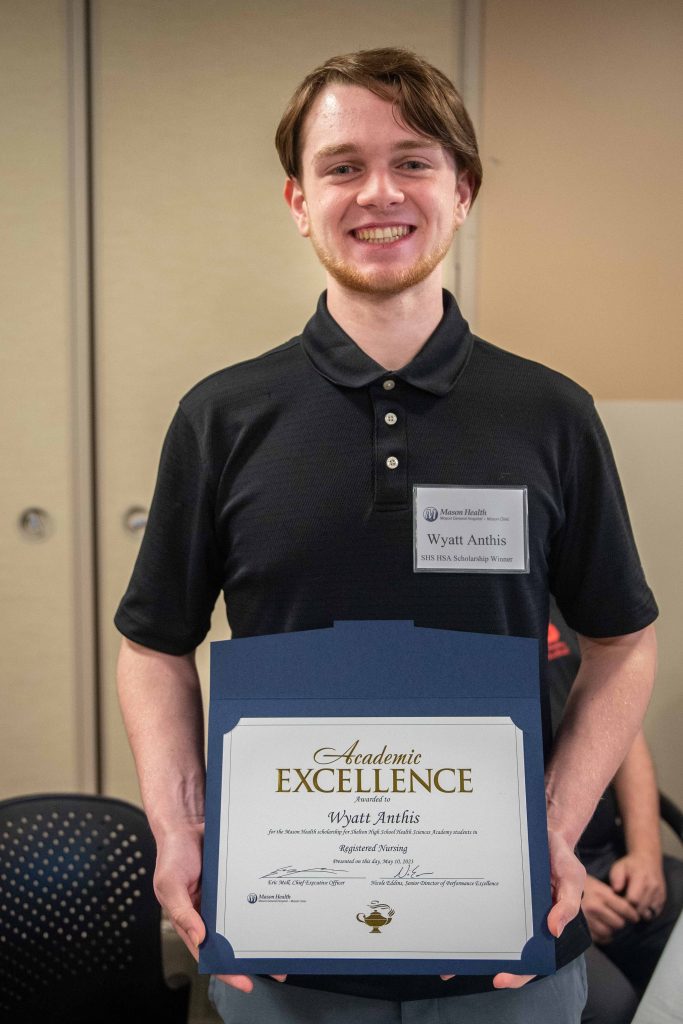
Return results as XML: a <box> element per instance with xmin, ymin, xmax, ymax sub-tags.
<box><xmin>116</xmin><ymin>49</ymin><xmax>658</xmax><ymax>1023</ymax></box>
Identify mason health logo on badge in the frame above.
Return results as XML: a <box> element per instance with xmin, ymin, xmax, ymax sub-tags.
<box><xmin>423</xmin><ymin>507</ymin><xmax>439</xmax><ymax>522</ymax></box>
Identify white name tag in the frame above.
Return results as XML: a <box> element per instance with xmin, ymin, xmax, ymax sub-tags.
<box><xmin>414</xmin><ymin>485</ymin><xmax>529</xmax><ymax>573</ymax></box>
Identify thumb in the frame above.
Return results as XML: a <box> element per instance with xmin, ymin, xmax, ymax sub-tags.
<box><xmin>168</xmin><ymin>897</ymin><xmax>206</xmax><ymax>949</ymax></box>
<box><xmin>609</xmin><ymin>861</ymin><xmax>627</xmax><ymax>894</ymax></box>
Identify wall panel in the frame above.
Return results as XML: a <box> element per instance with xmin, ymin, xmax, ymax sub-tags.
<box><xmin>0</xmin><ymin>0</ymin><xmax>95</xmax><ymax>796</ymax></box>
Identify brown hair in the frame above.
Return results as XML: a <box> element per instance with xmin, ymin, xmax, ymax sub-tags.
<box><xmin>275</xmin><ymin>47</ymin><xmax>482</xmax><ymax>202</ymax></box>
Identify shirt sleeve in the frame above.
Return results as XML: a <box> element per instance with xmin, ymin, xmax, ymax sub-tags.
<box><xmin>114</xmin><ymin>405</ymin><xmax>224</xmax><ymax>655</ymax></box>
<box><xmin>549</xmin><ymin>400</ymin><xmax>658</xmax><ymax>638</ymax></box>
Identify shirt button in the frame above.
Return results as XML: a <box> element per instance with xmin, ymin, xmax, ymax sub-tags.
<box><xmin>384</xmin><ymin>412</ymin><xmax>398</xmax><ymax>426</ymax></box>
<box><xmin>382</xmin><ymin>379</ymin><xmax>396</xmax><ymax>391</ymax></box>
<box><xmin>386</xmin><ymin>456</ymin><xmax>399</xmax><ymax>470</ymax></box>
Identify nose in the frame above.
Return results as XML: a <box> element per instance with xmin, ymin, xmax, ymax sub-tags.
<box><xmin>356</xmin><ymin>168</ymin><xmax>404</xmax><ymax>210</ymax></box>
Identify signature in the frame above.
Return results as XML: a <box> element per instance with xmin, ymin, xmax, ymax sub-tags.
<box><xmin>391</xmin><ymin>864</ymin><xmax>433</xmax><ymax>879</ymax></box>
<box><xmin>261</xmin><ymin>865</ymin><xmax>348</xmax><ymax>878</ymax></box>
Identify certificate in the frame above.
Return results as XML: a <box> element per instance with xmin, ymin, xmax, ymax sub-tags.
<box><xmin>200</xmin><ymin>621</ymin><xmax>555</xmax><ymax>976</ymax></box>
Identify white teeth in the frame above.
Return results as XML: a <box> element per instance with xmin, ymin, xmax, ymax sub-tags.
<box><xmin>354</xmin><ymin>225</ymin><xmax>412</xmax><ymax>242</ymax></box>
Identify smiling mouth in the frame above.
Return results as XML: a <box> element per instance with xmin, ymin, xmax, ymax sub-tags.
<box><xmin>352</xmin><ymin>225</ymin><xmax>416</xmax><ymax>244</ymax></box>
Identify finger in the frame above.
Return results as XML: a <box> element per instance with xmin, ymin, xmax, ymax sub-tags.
<box><xmin>596</xmin><ymin>904</ymin><xmax>632</xmax><ymax>931</ymax></box>
<box><xmin>167</xmin><ymin>901</ymin><xmax>207</xmax><ymax>951</ymax></box>
<box><xmin>623</xmin><ymin>876</ymin><xmax>647</xmax><ymax>909</ymax></box>
<box><xmin>609</xmin><ymin>860</ymin><xmax>627</xmax><ymax>893</ymax></box>
<box><xmin>216</xmin><ymin>973</ymin><xmax>255</xmax><ymax>993</ymax></box>
<box><xmin>632</xmin><ymin>878</ymin><xmax>665</xmax><ymax>916</ymax></box>
<box><xmin>547</xmin><ymin>874</ymin><xmax>583</xmax><ymax>939</ymax></box>
<box><xmin>632</xmin><ymin>896</ymin><xmax>653</xmax><ymax>917</ymax></box>
<box><xmin>604</xmin><ymin>893</ymin><xmax>639</xmax><ymax>924</ymax></box>
<box><xmin>269</xmin><ymin>975</ymin><xmax>287</xmax><ymax>982</ymax></box>
<box><xmin>163</xmin><ymin>912</ymin><xmax>204</xmax><ymax>962</ymax></box>
<box><xmin>155</xmin><ymin>872</ymin><xmax>207</xmax><ymax>945</ymax></box>
<box><xmin>440</xmin><ymin>974</ymin><xmax>456</xmax><ymax>981</ymax></box>
<box><xmin>641</xmin><ymin>885</ymin><xmax>666</xmax><ymax>918</ymax></box>
<box><xmin>547</xmin><ymin>847</ymin><xmax>585</xmax><ymax>938</ymax></box>
<box><xmin>650</xmin><ymin>885</ymin><xmax>666</xmax><ymax>910</ymax></box>
<box><xmin>493</xmin><ymin>973</ymin><xmax>535</xmax><ymax>989</ymax></box>
<box><xmin>591</xmin><ymin>923</ymin><xmax>614</xmax><ymax>944</ymax></box>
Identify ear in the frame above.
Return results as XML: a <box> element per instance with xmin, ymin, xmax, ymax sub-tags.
<box><xmin>453</xmin><ymin>170</ymin><xmax>474</xmax><ymax>228</ymax></box>
<box><xmin>283</xmin><ymin>177</ymin><xmax>310</xmax><ymax>238</ymax></box>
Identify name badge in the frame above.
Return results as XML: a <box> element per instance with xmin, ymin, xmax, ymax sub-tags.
<box><xmin>414</xmin><ymin>486</ymin><xmax>529</xmax><ymax>573</ymax></box>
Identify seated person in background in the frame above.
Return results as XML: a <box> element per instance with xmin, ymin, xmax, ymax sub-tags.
<box><xmin>548</xmin><ymin>599</ymin><xmax>683</xmax><ymax>1024</ymax></box>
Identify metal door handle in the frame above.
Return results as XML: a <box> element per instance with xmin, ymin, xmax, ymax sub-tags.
<box><xmin>18</xmin><ymin>507</ymin><xmax>51</xmax><ymax>539</ymax></box>
<box><xmin>123</xmin><ymin>507</ymin><xmax>148</xmax><ymax>533</ymax></box>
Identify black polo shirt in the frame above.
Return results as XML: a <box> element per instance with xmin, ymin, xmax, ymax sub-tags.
<box><xmin>116</xmin><ymin>290</ymin><xmax>657</xmax><ymax>1000</ymax></box>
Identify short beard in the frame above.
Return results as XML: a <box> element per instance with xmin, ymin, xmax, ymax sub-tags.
<box><xmin>309</xmin><ymin>225</ymin><xmax>457</xmax><ymax>297</ymax></box>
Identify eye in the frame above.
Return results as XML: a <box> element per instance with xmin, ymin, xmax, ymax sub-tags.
<box><xmin>400</xmin><ymin>160</ymin><xmax>429</xmax><ymax>171</ymax></box>
<box><xmin>329</xmin><ymin>164</ymin><xmax>358</xmax><ymax>176</ymax></box>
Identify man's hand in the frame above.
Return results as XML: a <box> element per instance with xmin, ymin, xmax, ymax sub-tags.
<box><xmin>545</xmin><ymin>827</ymin><xmax>586</xmax><ymax>940</ymax></box>
<box><xmin>153</xmin><ymin>821</ymin><xmax>253</xmax><ymax>993</ymax></box>
<box><xmin>608</xmin><ymin>852</ymin><xmax>666</xmax><ymax>921</ymax></box>
<box><xmin>492</xmin><ymin>828</ymin><xmax>586</xmax><ymax>989</ymax></box>
<box><xmin>117</xmin><ymin>641</ymin><xmax>287</xmax><ymax>993</ymax></box>
<box><xmin>441</xmin><ymin>828</ymin><xmax>587</xmax><ymax>989</ymax></box>
<box><xmin>154</xmin><ymin>821</ymin><xmax>205</xmax><ymax>954</ymax></box>
<box><xmin>581</xmin><ymin>873</ymin><xmax>640</xmax><ymax>943</ymax></box>
<box><xmin>153</xmin><ymin>821</ymin><xmax>286</xmax><ymax>992</ymax></box>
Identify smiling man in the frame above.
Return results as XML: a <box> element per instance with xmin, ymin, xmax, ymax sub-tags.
<box><xmin>115</xmin><ymin>48</ymin><xmax>657</xmax><ymax>1024</ymax></box>
<box><xmin>284</xmin><ymin>87</ymin><xmax>469</xmax><ymax>298</ymax></box>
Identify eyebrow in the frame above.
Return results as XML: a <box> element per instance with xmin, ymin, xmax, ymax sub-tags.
<box><xmin>313</xmin><ymin>139</ymin><xmax>440</xmax><ymax>163</ymax></box>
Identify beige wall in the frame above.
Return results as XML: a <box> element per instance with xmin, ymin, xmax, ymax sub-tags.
<box><xmin>478</xmin><ymin>0</ymin><xmax>683</xmax><ymax>399</ymax></box>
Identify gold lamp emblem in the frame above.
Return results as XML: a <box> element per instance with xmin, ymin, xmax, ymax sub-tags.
<box><xmin>356</xmin><ymin>900</ymin><xmax>395</xmax><ymax>934</ymax></box>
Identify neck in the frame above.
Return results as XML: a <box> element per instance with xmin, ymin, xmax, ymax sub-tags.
<box><xmin>325</xmin><ymin>274</ymin><xmax>446</xmax><ymax>370</ymax></box>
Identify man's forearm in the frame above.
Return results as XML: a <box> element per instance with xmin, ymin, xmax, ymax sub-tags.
<box><xmin>613</xmin><ymin>730</ymin><xmax>662</xmax><ymax>858</ymax></box>
<box><xmin>545</xmin><ymin>623</ymin><xmax>657</xmax><ymax>847</ymax></box>
<box><xmin>116</xmin><ymin>637</ymin><xmax>206</xmax><ymax>837</ymax></box>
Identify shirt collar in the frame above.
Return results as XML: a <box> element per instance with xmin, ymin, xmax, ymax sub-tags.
<box><xmin>300</xmin><ymin>290</ymin><xmax>474</xmax><ymax>396</ymax></box>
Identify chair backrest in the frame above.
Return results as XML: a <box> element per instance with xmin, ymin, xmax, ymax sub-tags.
<box><xmin>660</xmin><ymin>792</ymin><xmax>683</xmax><ymax>843</ymax></box>
<box><xmin>0</xmin><ymin>793</ymin><xmax>184</xmax><ymax>1023</ymax></box>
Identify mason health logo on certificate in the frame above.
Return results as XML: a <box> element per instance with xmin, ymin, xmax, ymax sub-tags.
<box><xmin>199</xmin><ymin>621</ymin><xmax>555</xmax><ymax>977</ymax></box>
<box><xmin>414</xmin><ymin>486</ymin><xmax>529</xmax><ymax>573</ymax></box>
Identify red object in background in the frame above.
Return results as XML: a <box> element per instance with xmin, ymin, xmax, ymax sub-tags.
<box><xmin>548</xmin><ymin>621</ymin><xmax>571</xmax><ymax>661</ymax></box>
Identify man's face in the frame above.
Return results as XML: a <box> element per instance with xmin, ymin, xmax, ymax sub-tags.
<box><xmin>284</xmin><ymin>84</ymin><xmax>472</xmax><ymax>296</ymax></box>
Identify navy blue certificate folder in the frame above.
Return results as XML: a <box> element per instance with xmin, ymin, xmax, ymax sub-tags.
<box><xmin>200</xmin><ymin>621</ymin><xmax>555</xmax><ymax>976</ymax></box>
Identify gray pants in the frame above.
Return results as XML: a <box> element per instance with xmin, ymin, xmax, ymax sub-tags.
<box><xmin>209</xmin><ymin>957</ymin><xmax>587</xmax><ymax>1023</ymax></box>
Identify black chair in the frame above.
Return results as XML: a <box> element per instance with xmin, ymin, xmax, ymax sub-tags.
<box><xmin>660</xmin><ymin>792</ymin><xmax>683</xmax><ymax>843</ymax></box>
<box><xmin>0</xmin><ymin>793</ymin><xmax>190</xmax><ymax>1024</ymax></box>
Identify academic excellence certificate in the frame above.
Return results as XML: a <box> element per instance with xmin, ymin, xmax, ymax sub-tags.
<box><xmin>200</xmin><ymin>621</ymin><xmax>555</xmax><ymax>976</ymax></box>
